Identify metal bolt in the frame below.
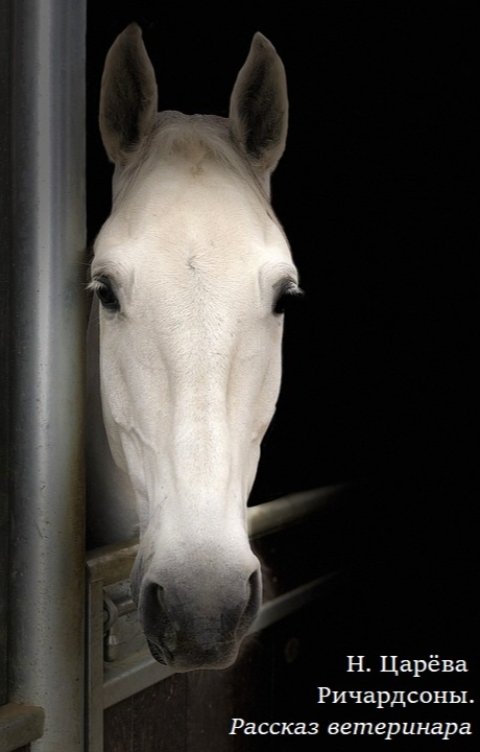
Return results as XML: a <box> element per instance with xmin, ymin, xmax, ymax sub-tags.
<box><xmin>104</xmin><ymin>630</ymin><xmax>121</xmax><ymax>662</ymax></box>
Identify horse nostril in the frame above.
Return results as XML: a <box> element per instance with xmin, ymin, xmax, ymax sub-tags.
<box><xmin>142</xmin><ymin>581</ymin><xmax>169</xmax><ymax>627</ymax></box>
<box><xmin>142</xmin><ymin>582</ymin><xmax>177</xmax><ymax>664</ymax></box>
<box><xmin>155</xmin><ymin>584</ymin><xmax>165</xmax><ymax>608</ymax></box>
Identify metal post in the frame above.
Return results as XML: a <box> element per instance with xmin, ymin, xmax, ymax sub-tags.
<box><xmin>0</xmin><ymin>0</ymin><xmax>12</xmax><ymax>709</ymax></box>
<box><xmin>9</xmin><ymin>2</ymin><xmax>86</xmax><ymax>750</ymax></box>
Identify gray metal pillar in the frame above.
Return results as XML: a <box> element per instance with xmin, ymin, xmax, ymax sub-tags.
<box><xmin>9</xmin><ymin>2</ymin><xmax>86</xmax><ymax>751</ymax></box>
<box><xmin>0</xmin><ymin>0</ymin><xmax>13</xmax><ymax>709</ymax></box>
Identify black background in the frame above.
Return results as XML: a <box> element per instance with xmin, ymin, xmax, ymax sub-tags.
<box><xmin>87</xmin><ymin>2</ymin><xmax>478</xmax><ymax>744</ymax></box>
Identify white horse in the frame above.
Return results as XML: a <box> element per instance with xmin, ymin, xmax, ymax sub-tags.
<box><xmin>87</xmin><ymin>24</ymin><xmax>300</xmax><ymax>670</ymax></box>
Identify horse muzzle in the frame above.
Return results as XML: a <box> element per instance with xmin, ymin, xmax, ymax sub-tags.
<box><xmin>135</xmin><ymin>555</ymin><xmax>262</xmax><ymax>670</ymax></box>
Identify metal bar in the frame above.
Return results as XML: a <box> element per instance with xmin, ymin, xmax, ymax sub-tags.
<box><xmin>102</xmin><ymin>574</ymin><xmax>335</xmax><ymax>709</ymax></box>
<box><xmin>87</xmin><ymin>540</ymin><xmax>139</xmax><ymax>587</ymax></box>
<box><xmin>8</xmin><ymin>2</ymin><xmax>86</xmax><ymax>751</ymax></box>
<box><xmin>0</xmin><ymin>0</ymin><xmax>12</xmax><ymax>709</ymax></box>
<box><xmin>247</xmin><ymin>484</ymin><xmax>345</xmax><ymax>538</ymax></box>
<box><xmin>0</xmin><ymin>703</ymin><xmax>45</xmax><ymax>752</ymax></box>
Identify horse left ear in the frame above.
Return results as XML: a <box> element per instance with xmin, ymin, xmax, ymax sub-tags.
<box><xmin>99</xmin><ymin>24</ymin><xmax>158</xmax><ymax>165</ymax></box>
<box><xmin>229</xmin><ymin>33</ymin><xmax>288</xmax><ymax>176</ymax></box>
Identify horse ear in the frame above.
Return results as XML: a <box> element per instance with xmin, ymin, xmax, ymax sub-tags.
<box><xmin>229</xmin><ymin>33</ymin><xmax>288</xmax><ymax>175</ymax></box>
<box><xmin>99</xmin><ymin>24</ymin><xmax>158</xmax><ymax>165</ymax></box>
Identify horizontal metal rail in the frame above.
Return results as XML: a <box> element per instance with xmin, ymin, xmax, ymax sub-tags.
<box><xmin>87</xmin><ymin>484</ymin><xmax>344</xmax><ymax>581</ymax></box>
<box><xmin>247</xmin><ymin>484</ymin><xmax>345</xmax><ymax>537</ymax></box>
<box><xmin>0</xmin><ymin>703</ymin><xmax>45</xmax><ymax>752</ymax></box>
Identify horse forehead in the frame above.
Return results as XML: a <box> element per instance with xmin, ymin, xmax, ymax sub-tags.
<box><xmin>106</xmin><ymin>158</ymin><xmax>288</xmax><ymax>253</ymax></box>
<box><xmin>94</xmin><ymin>159</ymin><xmax>293</xmax><ymax>300</ymax></box>
<box><xmin>98</xmin><ymin>205</ymin><xmax>289</xmax><ymax>282</ymax></box>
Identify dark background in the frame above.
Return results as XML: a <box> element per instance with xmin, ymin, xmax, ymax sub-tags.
<box><xmin>87</xmin><ymin>2</ymin><xmax>478</xmax><ymax>744</ymax></box>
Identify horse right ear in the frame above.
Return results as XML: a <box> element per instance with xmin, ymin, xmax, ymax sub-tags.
<box><xmin>229</xmin><ymin>33</ymin><xmax>288</xmax><ymax>176</ymax></box>
<box><xmin>99</xmin><ymin>24</ymin><xmax>158</xmax><ymax>165</ymax></box>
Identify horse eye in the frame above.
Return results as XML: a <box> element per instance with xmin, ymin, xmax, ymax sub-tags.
<box><xmin>273</xmin><ymin>281</ymin><xmax>304</xmax><ymax>315</ymax></box>
<box><xmin>94</xmin><ymin>275</ymin><xmax>120</xmax><ymax>312</ymax></box>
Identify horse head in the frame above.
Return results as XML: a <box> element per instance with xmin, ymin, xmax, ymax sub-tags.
<box><xmin>89</xmin><ymin>24</ymin><xmax>299</xmax><ymax>670</ymax></box>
